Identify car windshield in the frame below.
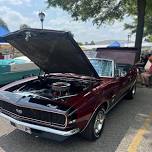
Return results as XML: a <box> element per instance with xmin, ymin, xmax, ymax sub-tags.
<box><xmin>89</xmin><ymin>59</ymin><xmax>113</xmax><ymax>77</ymax></box>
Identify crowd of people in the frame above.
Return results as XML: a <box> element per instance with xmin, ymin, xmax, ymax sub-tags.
<box><xmin>139</xmin><ymin>52</ymin><xmax>152</xmax><ymax>87</ymax></box>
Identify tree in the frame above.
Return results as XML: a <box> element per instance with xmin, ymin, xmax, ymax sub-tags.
<box><xmin>134</xmin><ymin>0</ymin><xmax>146</xmax><ymax>61</ymax></box>
<box><xmin>85</xmin><ymin>42</ymin><xmax>89</xmax><ymax>45</ymax></box>
<box><xmin>47</xmin><ymin>0</ymin><xmax>149</xmax><ymax>61</ymax></box>
<box><xmin>125</xmin><ymin>7</ymin><xmax>152</xmax><ymax>42</ymax></box>
<box><xmin>145</xmin><ymin>36</ymin><xmax>152</xmax><ymax>42</ymax></box>
<box><xmin>47</xmin><ymin>0</ymin><xmax>126</xmax><ymax>25</ymax></box>
<box><xmin>0</xmin><ymin>18</ymin><xmax>9</xmax><ymax>31</ymax></box>
<box><xmin>90</xmin><ymin>41</ymin><xmax>95</xmax><ymax>45</ymax></box>
<box><xmin>20</xmin><ymin>24</ymin><xmax>30</xmax><ymax>30</ymax></box>
<box><xmin>78</xmin><ymin>42</ymin><xmax>83</xmax><ymax>45</ymax></box>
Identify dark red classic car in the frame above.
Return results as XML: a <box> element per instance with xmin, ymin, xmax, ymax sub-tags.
<box><xmin>0</xmin><ymin>29</ymin><xmax>137</xmax><ymax>141</ymax></box>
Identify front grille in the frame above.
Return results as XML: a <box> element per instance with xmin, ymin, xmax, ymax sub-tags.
<box><xmin>0</xmin><ymin>100</ymin><xmax>66</xmax><ymax>127</ymax></box>
<box><xmin>52</xmin><ymin>113</ymin><xmax>66</xmax><ymax>126</ymax></box>
<box><xmin>2</xmin><ymin>109</ymin><xmax>52</xmax><ymax>126</ymax></box>
<box><xmin>1</xmin><ymin>101</ymin><xmax>51</xmax><ymax>122</ymax></box>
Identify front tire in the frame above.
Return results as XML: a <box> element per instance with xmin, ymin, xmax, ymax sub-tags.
<box><xmin>81</xmin><ymin>108</ymin><xmax>106</xmax><ymax>141</ymax></box>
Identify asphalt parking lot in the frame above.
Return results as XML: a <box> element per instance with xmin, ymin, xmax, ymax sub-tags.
<box><xmin>0</xmin><ymin>87</ymin><xmax>152</xmax><ymax>152</ymax></box>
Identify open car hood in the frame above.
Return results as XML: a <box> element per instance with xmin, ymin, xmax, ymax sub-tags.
<box><xmin>96</xmin><ymin>47</ymin><xmax>138</xmax><ymax>65</ymax></box>
<box><xmin>3</xmin><ymin>28</ymin><xmax>99</xmax><ymax>78</ymax></box>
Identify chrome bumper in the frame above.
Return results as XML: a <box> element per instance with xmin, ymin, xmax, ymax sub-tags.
<box><xmin>0</xmin><ymin>112</ymin><xmax>79</xmax><ymax>137</ymax></box>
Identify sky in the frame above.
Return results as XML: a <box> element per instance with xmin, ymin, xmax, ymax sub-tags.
<box><xmin>0</xmin><ymin>0</ymin><xmax>133</xmax><ymax>43</ymax></box>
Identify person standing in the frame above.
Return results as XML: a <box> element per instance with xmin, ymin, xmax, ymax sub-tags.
<box><xmin>141</xmin><ymin>56</ymin><xmax>152</xmax><ymax>87</ymax></box>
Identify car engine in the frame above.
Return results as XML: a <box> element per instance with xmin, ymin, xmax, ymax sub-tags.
<box><xmin>13</xmin><ymin>76</ymin><xmax>96</xmax><ymax>102</ymax></box>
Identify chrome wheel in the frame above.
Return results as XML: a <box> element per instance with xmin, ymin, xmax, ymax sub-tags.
<box><xmin>81</xmin><ymin>108</ymin><xmax>106</xmax><ymax>141</ymax></box>
<box><xmin>94</xmin><ymin>110</ymin><xmax>105</xmax><ymax>137</ymax></box>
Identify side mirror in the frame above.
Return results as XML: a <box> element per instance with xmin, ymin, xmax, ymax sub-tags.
<box><xmin>115</xmin><ymin>69</ymin><xmax>127</xmax><ymax>77</ymax></box>
<box><xmin>120</xmin><ymin>71</ymin><xmax>127</xmax><ymax>77</ymax></box>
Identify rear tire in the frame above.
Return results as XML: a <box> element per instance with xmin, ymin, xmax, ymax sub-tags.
<box><xmin>125</xmin><ymin>84</ymin><xmax>136</xmax><ymax>100</ymax></box>
<box><xmin>81</xmin><ymin>108</ymin><xmax>106</xmax><ymax>141</ymax></box>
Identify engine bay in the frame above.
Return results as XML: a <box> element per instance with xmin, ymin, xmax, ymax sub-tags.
<box><xmin>13</xmin><ymin>76</ymin><xmax>97</xmax><ymax>102</ymax></box>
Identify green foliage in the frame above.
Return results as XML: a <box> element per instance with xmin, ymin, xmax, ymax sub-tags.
<box><xmin>125</xmin><ymin>12</ymin><xmax>152</xmax><ymax>40</ymax></box>
<box><xmin>78</xmin><ymin>42</ymin><xmax>83</xmax><ymax>45</ymax></box>
<box><xmin>0</xmin><ymin>18</ymin><xmax>9</xmax><ymax>31</ymax></box>
<box><xmin>145</xmin><ymin>35</ymin><xmax>152</xmax><ymax>42</ymax></box>
<box><xmin>125</xmin><ymin>0</ymin><xmax>136</xmax><ymax>15</ymax></box>
<box><xmin>47</xmin><ymin>0</ymin><xmax>129</xmax><ymax>26</ymax></box>
<box><xmin>124</xmin><ymin>17</ymin><xmax>137</xmax><ymax>35</ymax></box>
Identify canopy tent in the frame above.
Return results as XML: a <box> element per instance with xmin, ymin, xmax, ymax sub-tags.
<box><xmin>0</xmin><ymin>26</ymin><xmax>9</xmax><ymax>43</ymax></box>
<box><xmin>108</xmin><ymin>41</ymin><xmax>121</xmax><ymax>48</ymax></box>
<box><xmin>0</xmin><ymin>26</ymin><xmax>12</xmax><ymax>59</ymax></box>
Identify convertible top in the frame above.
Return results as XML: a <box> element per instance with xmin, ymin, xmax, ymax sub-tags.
<box><xmin>96</xmin><ymin>47</ymin><xmax>138</xmax><ymax>65</ymax></box>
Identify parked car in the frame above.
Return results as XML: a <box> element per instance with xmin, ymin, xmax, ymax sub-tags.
<box><xmin>0</xmin><ymin>29</ymin><xmax>137</xmax><ymax>141</ymax></box>
<box><xmin>0</xmin><ymin>56</ymin><xmax>41</xmax><ymax>86</ymax></box>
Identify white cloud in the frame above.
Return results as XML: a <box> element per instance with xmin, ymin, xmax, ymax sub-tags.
<box><xmin>0</xmin><ymin>6</ymin><xmax>35</xmax><ymax>30</ymax></box>
<box><xmin>0</xmin><ymin>0</ymin><xmax>31</xmax><ymax>5</ymax></box>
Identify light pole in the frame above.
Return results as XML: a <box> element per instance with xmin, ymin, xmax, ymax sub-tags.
<box><xmin>128</xmin><ymin>34</ymin><xmax>131</xmax><ymax>46</ymax></box>
<box><xmin>38</xmin><ymin>11</ymin><xmax>45</xmax><ymax>29</ymax></box>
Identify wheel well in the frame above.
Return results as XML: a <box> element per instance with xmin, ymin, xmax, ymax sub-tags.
<box><xmin>80</xmin><ymin>102</ymin><xmax>107</xmax><ymax>134</ymax></box>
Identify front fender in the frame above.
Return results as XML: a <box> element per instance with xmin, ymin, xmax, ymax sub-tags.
<box><xmin>70</xmin><ymin>90</ymin><xmax>105</xmax><ymax>132</ymax></box>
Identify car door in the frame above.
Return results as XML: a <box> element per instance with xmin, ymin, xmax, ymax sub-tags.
<box><xmin>101</xmin><ymin>61</ymin><xmax>122</xmax><ymax>109</ymax></box>
<box><xmin>115</xmin><ymin>78</ymin><xmax>128</xmax><ymax>103</ymax></box>
<box><xmin>106</xmin><ymin>79</ymin><xmax>122</xmax><ymax>109</ymax></box>
<box><xmin>115</xmin><ymin>63</ymin><xmax>132</xmax><ymax>97</ymax></box>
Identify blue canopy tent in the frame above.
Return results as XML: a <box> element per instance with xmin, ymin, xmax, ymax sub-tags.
<box><xmin>0</xmin><ymin>26</ymin><xmax>9</xmax><ymax>43</ymax></box>
<box><xmin>108</xmin><ymin>41</ymin><xmax>121</xmax><ymax>48</ymax></box>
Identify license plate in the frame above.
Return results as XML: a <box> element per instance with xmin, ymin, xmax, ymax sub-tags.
<box><xmin>10</xmin><ymin>122</ymin><xmax>31</xmax><ymax>134</ymax></box>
